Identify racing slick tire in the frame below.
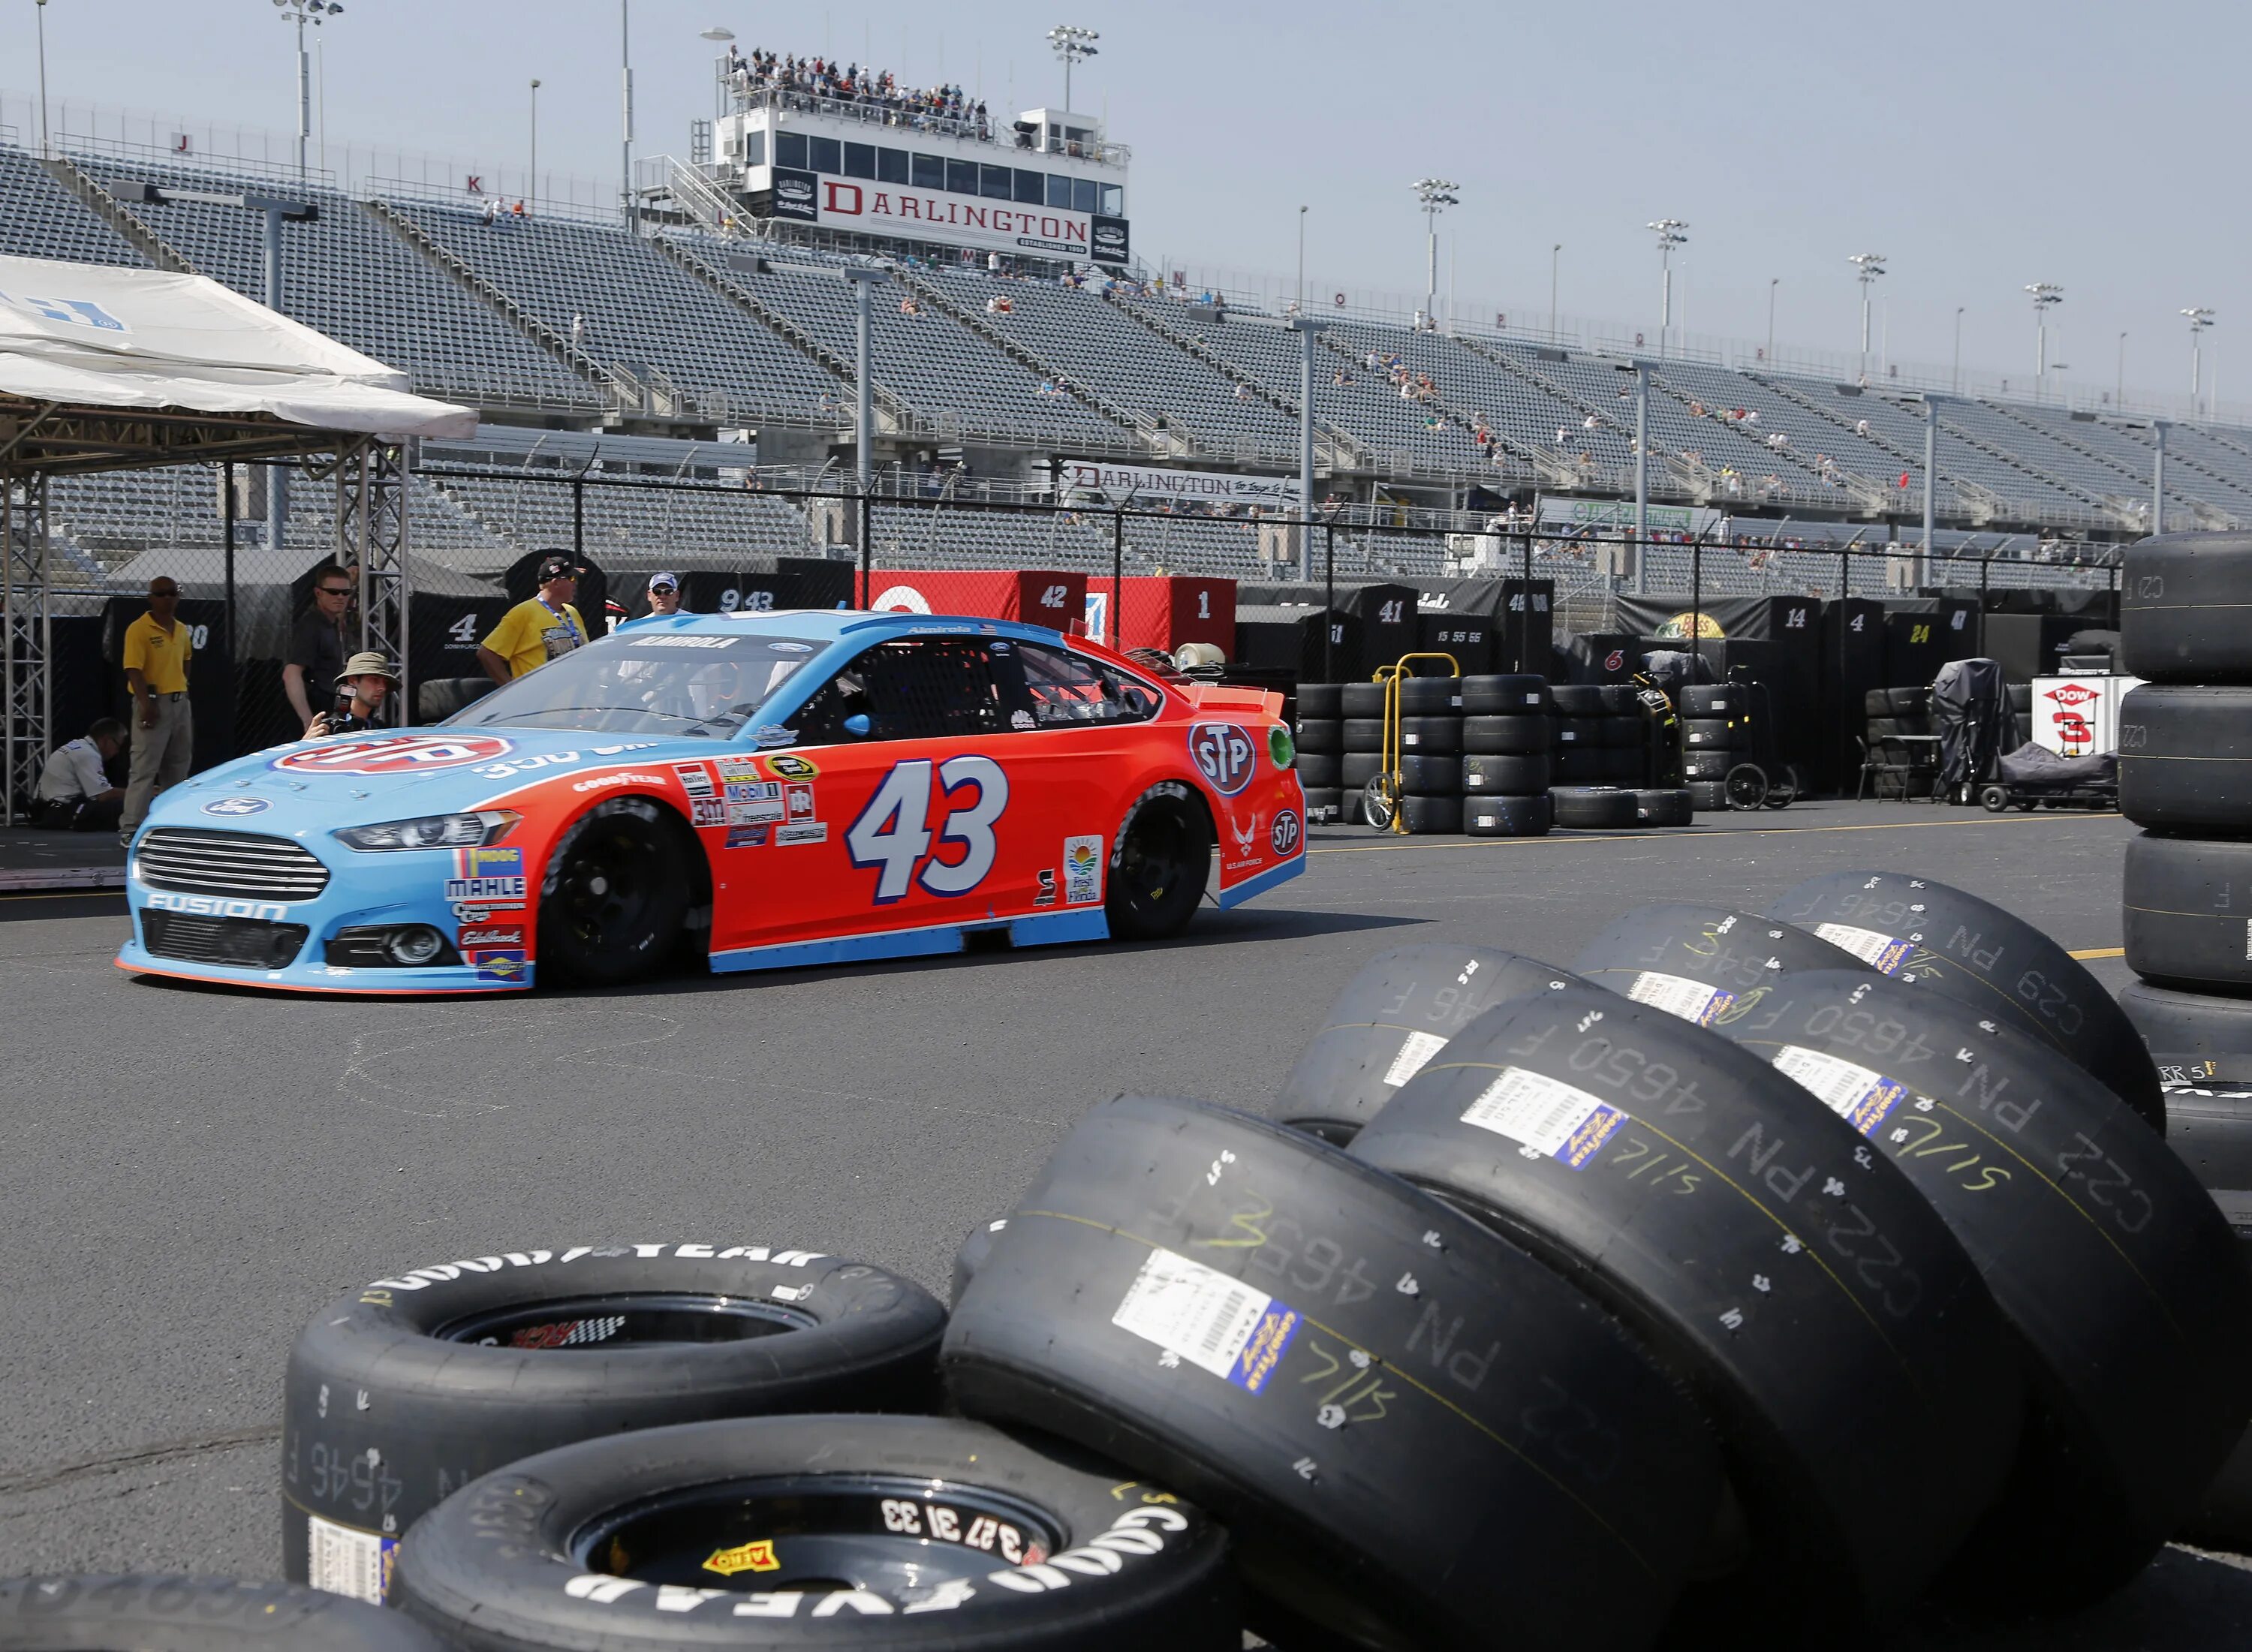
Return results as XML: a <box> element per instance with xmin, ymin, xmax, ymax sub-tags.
<box><xmin>1681</xmin><ymin>718</ymin><xmax>1740</xmax><ymax>749</ymax></box>
<box><xmin>1598</xmin><ymin>748</ymin><xmax>1645</xmax><ymax>785</ymax></box>
<box><xmin>1339</xmin><ymin>683</ymin><xmax>1389</xmax><ymax>718</ymax></box>
<box><xmin>1694</xmin><ymin>968</ymin><xmax>2252</xmax><ymax>1605</ymax></box>
<box><xmin>393</xmin><ymin>1416</ymin><xmax>1239</xmax><ymax>1652</ymax></box>
<box><xmin>2120</xmin><ymin>686</ymin><xmax>2252</xmax><ymax>831</ymax></box>
<box><xmin>1597</xmin><ymin>684</ymin><xmax>1641</xmax><ymax>715</ymax></box>
<box><xmin>1460</xmin><ymin>673</ymin><xmax>1546</xmax><ymax>714</ymax></box>
<box><xmin>1769</xmin><ymin>870</ymin><xmax>2168</xmax><ymax>1130</ymax></box>
<box><xmin>1550</xmin><ymin>786</ymin><xmax>1638</xmax><ymax>829</ymax></box>
<box><xmin>1681</xmin><ymin>685</ymin><xmax>1745</xmax><ymax>717</ymax></box>
<box><xmin>1293</xmin><ymin>752</ymin><xmax>1341</xmax><ymax>790</ymax></box>
<box><xmin>415</xmin><ymin>676</ymin><xmax>494</xmax><ymax>724</ymax></box>
<box><xmin>2120</xmin><ymin>531</ymin><xmax>2252</xmax><ymax>682</ymax></box>
<box><xmin>1271</xmin><ymin>943</ymin><xmax>1588</xmax><ymax>1143</ymax></box>
<box><xmin>1684</xmin><ymin>750</ymin><xmax>1733</xmax><ymax>781</ymax></box>
<box><xmin>1398</xmin><ymin>754</ymin><xmax>1461</xmax><ymax>795</ymax></box>
<box><xmin>1293</xmin><ymin>718</ymin><xmax>1342</xmax><ymax>754</ymax></box>
<box><xmin>0</xmin><ymin>1577</ymin><xmax>439</xmax><ymax>1652</ymax></box>
<box><xmin>1549</xmin><ymin>718</ymin><xmax>1594</xmax><ymax>750</ymax></box>
<box><xmin>1552</xmin><ymin>748</ymin><xmax>1606</xmax><ymax>784</ymax></box>
<box><xmin>1398</xmin><ymin>793</ymin><xmax>1462</xmax><ymax>834</ymax></box>
<box><xmin>951</xmin><ymin>1217</ymin><xmax>1010</xmax><ymax>1307</ymax></box>
<box><xmin>1299</xmin><ymin>787</ymin><xmax>1344</xmax><ymax>823</ymax></box>
<box><xmin>1599</xmin><ymin>715</ymin><xmax>1644</xmax><ymax>748</ymax></box>
<box><xmin>538</xmin><ymin>796</ymin><xmax>694</xmax><ymax>986</ymax></box>
<box><xmin>1462</xmin><ymin>754</ymin><xmax>1548</xmax><ymax>794</ymax></box>
<box><xmin>1340</xmin><ymin>751</ymin><xmax>1384</xmax><ymax>790</ymax></box>
<box><xmin>1687</xmin><ymin>779</ymin><xmax>1730</xmax><ymax>812</ymax></box>
<box><xmin>2118</xmin><ymin>979</ymin><xmax>2252</xmax><ymax>1229</ymax></box>
<box><xmin>1570</xmin><ymin>903</ymin><xmax>1871</xmax><ymax>1016</ymax></box>
<box><xmin>283</xmin><ymin>1246</ymin><xmax>945</xmax><ymax>1603</ymax></box>
<box><xmin>1548</xmin><ymin>684</ymin><xmax>1605</xmax><ymax>718</ymax></box>
<box><xmin>1296</xmin><ymin>683</ymin><xmax>1344</xmax><ymax>719</ymax></box>
<box><xmin>2124</xmin><ymin>832</ymin><xmax>2252</xmax><ymax>990</ymax></box>
<box><xmin>1632</xmin><ymin>788</ymin><xmax>1694</xmax><ymax>827</ymax></box>
<box><xmin>1347</xmin><ymin>985</ymin><xmax>2022</xmax><ymax>1629</ymax></box>
<box><xmin>1397</xmin><ymin>676</ymin><xmax>1461</xmax><ymax>714</ymax></box>
<box><xmin>1395</xmin><ymin>716</ymin><xmax>1461</xmax><ymax>754</ymax></box>
<box><xmin>1465</xmin><ymin>794</ymin><xmax>1552</xmax><ymax>838</ymax></box>
<box><xmin>1460</xmin><ymin>714</ymin><xmax>1550</xmax><ymax>754</ymax></box>
<box><xmin>941</xmin><ymin>1095</ymin><xmax>1724</xmax><ymax>1652</ymax></box>
<box><xmin>1106</xmin><ymin>783</ymin><xmax>1213</xmax><ymax>942</ymax></box>
<box><xmin>1340</xmin><ymin>718</ymin><xmax>1388</xmax><ymax>751</ymax></box>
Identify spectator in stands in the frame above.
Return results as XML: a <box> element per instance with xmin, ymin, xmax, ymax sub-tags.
<box><xmin>35</xmin><ymin>718</ymin><xmax>126</xmax><ymax>834</ymax></box>
<box><xmin>307</xmin><ymin>654</ymin><xmax>398</xmax><ymax>737</ymax></box>
<box><xmin>284</xmin><ymin>564</ymin><xmax>357</xmax><ymax>732</ymax></box>
<box><xmin>120</xmin><ymin>576</ymin><xmax>193</xmax><ymax>844</ymax></box>
<box><xmin>571</xmin><ymin>314</ymin><xmax>587</xmax><ymax>352</ymax></box>
<box><xmin>1855</xmin><ymin>417</ymin><xmax>1871</xmax><ymax>438</ymax></box>
<box><xmin>478</xmin><ymin>554</ymin><xmax>587</xmax><ymax>682</ymax></box>
<box><xmin>1555</xmin><ymin>426</ymin><xmax>1570</xmax><ymax>445</ymax></box>
<box><xmin>1234</xmin><ymin>383</ymin><xmax>1254</xmax><ymax>402</ymax></box>
<box><xmin>1582</xmin><ymin>414</ymin><xmax>1598</xmax><ymax>432</ymax></box>
<box><xmin>900</xmin><ymin>296</ymin><xmax>922</xmax><ymax>316</ymax></box>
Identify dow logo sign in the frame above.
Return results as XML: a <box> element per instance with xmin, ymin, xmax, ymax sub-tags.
<box><xmin>1188</xmin><ymin>722</ymin><xmax>1258</xmax><ymax>796</ymax></box>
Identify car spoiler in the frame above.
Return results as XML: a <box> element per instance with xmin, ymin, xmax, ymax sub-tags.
<box><xmin>1184</xmin><ymin>682</ymin><xmax>1284</xmax><ymax>720</ymax></box>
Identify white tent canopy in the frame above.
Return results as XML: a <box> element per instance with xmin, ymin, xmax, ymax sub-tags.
<box><xmin>0</xmin><ymin>254</ymin><xmax>475</xmax><ymax>438</ymax></box>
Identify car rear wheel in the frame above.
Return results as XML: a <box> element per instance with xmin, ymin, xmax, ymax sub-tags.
<box><xmin>1106</xmin><ymin>783</ymin><xmax>1210</xmax><ymax>942</ymax></box>
<box><xmin>537</xmin><ymin>797</ymin><xmax>690</xmax><ymax>985</ymax></box>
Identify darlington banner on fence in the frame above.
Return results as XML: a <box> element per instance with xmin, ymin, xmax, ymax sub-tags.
<box><xmin>771</xmin><ymin>170</ymin><xmax>1130</xmax><ymax>263</ymax></box>
<box><xmin>1535</xmin><ymin>498</ymin><xmax>1727</xmax><ymax>539</ymax></box>
<box><xmin>1053</xmin><ymin>459</ymin><xmax>1303</xmax><ymax>510</ymax></box>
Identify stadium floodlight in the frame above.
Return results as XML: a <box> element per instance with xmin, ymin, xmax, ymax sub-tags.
<box><xmin>1647</xmin><ymin>219</ymin><xmax>1687</xmax><ymax>357</ymax></box>
<box><xmin>2183</xmin><ymin>308</ymin><xmax>2217</xmax><ymax>414</ymax></box>
<box><xmin>1414</xmin><ymin>179</ymin><xmax>1460</xmax><ymax>327</ymax></box>
<box><xmin>700</xmin><ymin>26</ymin><xmax>735</xmax><ymax>39</ymax></box>
<box><xmin>1047</xmin><ymin>26</ymin><xmax>1100</xmax><ymax>113</ymax></box>
<box><xmin>269</xmin><ymin>0</ymin><xmax>343</xmax><ymax>182</ymax></box>
<box><xmin>1848</xmin><ymin>254</ymin><xmax>1886</xmax><ymax>380</ymax></box>
<box><xmin>2025</xmin><ymin>283</ymin><xmax>2064</xmax><ymax>396</ymax></box>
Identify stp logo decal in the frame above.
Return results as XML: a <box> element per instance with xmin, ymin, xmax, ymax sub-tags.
<box><xmin>1271</xmin><ymin>810</ymin><xmax>1302</xmax><ymax>856</ymax></box>
<box><xmin>201</xmin><ymin>795</ymin><xmax>271</xmax><ymax>817</ymax></box>
<box><xmin>1189</xmin><ymin>723</ymin><xmax>1258</xmax><ymax>796</ymax></box>
<box><xmin>2046</xmin><ymin>682</ymin><xmax>2103</xmax><ymax>708</ymax></box>
<box><xmin>272</xmin><ymin>734</ymin><xmax>513</xmax><ymax>775</ymax></box>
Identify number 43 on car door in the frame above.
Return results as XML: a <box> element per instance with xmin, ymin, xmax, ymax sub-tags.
<box><xmin>846</xmin><ymin>756</ymin><xmax>1010</xmax><ymax>904</ymax></box>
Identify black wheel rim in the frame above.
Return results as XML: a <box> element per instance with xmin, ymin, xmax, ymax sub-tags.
<box><xmin>1118</xmin><ymin>808</ymin><xmax>1197</xmax><ymax>921</ymax></box>
<box><xmin>574</xmin><ymin>1474</ymin><xmax>1066</xmax><ymax>1599</ymax></box>
<box><xmin>1724</xmin><ymin>765</ymin><xmax>1767</xmax><ymax>809</ymax></box>
<box><xmin>555</xmin><ymin>823</ymin><xmax>662</xmax><ymax>951</ymax></box>
<box><xmin>436</xmin><ymin>1292</ymin><xmax>816</xmax><ymax>1350</ymax></box>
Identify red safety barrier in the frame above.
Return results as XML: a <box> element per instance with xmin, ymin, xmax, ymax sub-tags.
<box><xmin>866</xmin><ymin>570</ymin><xmax>1085</xmax><ymax>628</ymax></box>
<box><xmin>1086</xmin><ymin>576</ymin><xmax>1236</xmax><ymax>656</ymax></box>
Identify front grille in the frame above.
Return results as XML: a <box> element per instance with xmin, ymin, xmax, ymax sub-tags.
<box><xmin>136</xmin><ymin>827</ymin><xmax>330</xmax><ymax>901</ymax></box>
<box><xmin>142</xmin><ymin>910</ymin><xmax>311</xmax><ymax>969</ymax></box>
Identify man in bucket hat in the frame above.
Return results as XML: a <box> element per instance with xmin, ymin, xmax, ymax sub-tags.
<box><xmin>306</xmin><ymin>652</ymin><xmax>399</xmax><ymax>737</ymax></box>
<box><xmin>478</xmin><ymin>552</ymin><xmax>587</xmax><ymax>682</ymax></box>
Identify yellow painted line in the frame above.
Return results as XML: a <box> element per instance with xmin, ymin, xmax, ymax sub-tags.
<box><xmin>2068</xmin><ymin>946</ymin><xmax>2125</xmax><ymax>960</ymax></box>
<box><xmin>1310</xmin><ymin>811</ymin><xmax>2120</xmax><ymax>857</ymax></box>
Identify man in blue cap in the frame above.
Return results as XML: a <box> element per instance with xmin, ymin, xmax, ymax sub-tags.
<box><xmin>617</xmin><ymin>570</ymin><xmax>688</xmax><ymax>630</ymax></box>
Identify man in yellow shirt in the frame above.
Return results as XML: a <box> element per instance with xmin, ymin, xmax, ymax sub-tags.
<box><xmin>478</xmin><ymin>553</ymin><xmax>588</xmax><ymax>682</ymax></box>
<box><xmin>121</xmin><ymin>576</ymin><xmax>194</xmax><ymax>843</ymax></box>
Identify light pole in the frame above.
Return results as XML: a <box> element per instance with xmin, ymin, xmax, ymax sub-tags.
<box><xmin>841</xmin><ymin>265</ymin><xmax>885</xmax><ymax>604</ymax></box>
<box><xmin>1297</xmin><ymin>205</ymin><xmax>1308</xmax><ymax>313</ymax></box>
<box><xmin>1288</xmin><ymin>314</ymin><xmax>1317</xmax><ymax>581</ymax></box>
<box><xmin>1953</xmin><ymin>306</ymin><xmax>1964</xmax><ymax>392</ymax></box>
<box><xmin>1766</xmin><ymin>278</ymin><xmax>1778</xmax><ymax>362</ymax></box>
<box><xmin>1551</xmin><ymin>243</ymin><xmax>1563</xmax><ymax>342</ymax></box>
<box><xmin>1046</xmin><ymin>25</ymin><xmax>1099</xmax><ymax>111</ymax></box>
<box><xmin>2184</xmin><ymin>308</ymin><xmax>2216</xmax><ymax>416</ymax></box>
<box><xmin>2025</xmin><ymin>283</ymin><xmax>2064</xmax><ymax>397</ymax></box>
<box><xmin>620</xmin><ymin>0</ymin><xmax>636</xmax><ymax>230</ymax></box>
<box><xmin>700</xmin><ymin>25</ymin><xmax>734</xmax><ymax>122</ymax></box>
<box><xmin>35</xmin><ymin>0</ymin><xmax>50</xmax><ymax>158</ymax></box>
<box><xmin>270</xmin><ymin>0</ymin><xmax>344</xmax><ymax>182</ymax></box>
<box><xmin>1848</xmin><ymin>253</ymin><xmax>1886</xmax><ymax>381</ymax></box>
<box><xmin>2116</xmin><ymin>332</ymin><xmax>2127</xmax><ymax>406</ymax></box>
<box><xmin>528</xmin><ymin>79</ymin><xmax>540</xmax><ymax>208</ymax></box>
<box><xmin>1647</xmin><ymin>219</ymin><xmax>1687</xmax><ymax>357</ymax></box>
<box><xmin>1413</xmin><ymin>179</ymin><xmax>1460</xmax><ymax>328</ymax></box>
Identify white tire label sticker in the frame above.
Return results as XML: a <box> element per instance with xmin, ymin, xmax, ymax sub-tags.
<box><xmin>1383</xmin><ymin>1029</ymin><xmax>1449</xmax><ymax>1087</ymax></box>
<box><xmin>1626</xmin><ymin>970</ymin><xmax>1738</xmax><ymax>1027</ymax></box>
<box><xmin>1813</xmin><ymin>922</ymin><xmax>1914</xmax><ymax>974</ymax></box>
<box><xmin>1460</xmin><ymin>1067</ymin><xmax>1624</xmax><ymax>1169</ymax></box>
<box><xmin>307</xmin><ymin>1513</ymin><xmax>395</xmax><ymax>1603</ymax></box>
<box><xmin>1771</xmin><ymin>1045</ymin><xmax>1909</xmax><ymax>1136</ymax></box>
<box><xmin>1112</xmin><ymin>1246</ymin><xmax>1299</xmax><ymax>1392</ymax></box>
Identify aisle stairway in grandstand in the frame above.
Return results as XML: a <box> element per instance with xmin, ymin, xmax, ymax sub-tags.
<box><xmin>0</xmin><ymin>149</ymin><xmax>149</xmax><ymax>267</ymax></box>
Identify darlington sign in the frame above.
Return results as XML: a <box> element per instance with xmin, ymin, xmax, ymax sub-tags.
<box><xmin>770</xmin><ymin>168</ymin><xmax>1129</xmax><ymax>262</ymax></box>
<box><xmin>1057</xmin><ymin>459</ymin><xmax>1302</xmax><ymax>509</ymax></box>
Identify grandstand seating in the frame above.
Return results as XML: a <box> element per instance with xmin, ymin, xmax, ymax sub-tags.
<box><xmin>0</xmin><ymin>149</ymin><xmax>148</xmax><ymax>266</ymax></box>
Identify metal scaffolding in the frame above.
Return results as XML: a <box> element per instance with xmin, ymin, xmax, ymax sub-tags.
<box><xmin>2</xmin><ymin>471</ymin><xmax>51</xmax><ymax>822</ymax></box>
<box><xmin>335</xmin><ymin>437</ymin><xmax>413</xmax><ymax>712</ymax></box>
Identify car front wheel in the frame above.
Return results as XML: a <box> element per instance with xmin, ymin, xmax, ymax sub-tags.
<box><xmin>537</xmin><ymin>797</ymin><xmax>689</xmax><ymax>985</ymax></box>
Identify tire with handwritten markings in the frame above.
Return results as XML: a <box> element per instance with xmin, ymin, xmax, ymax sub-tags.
<box><xmin>1347</xmin><ymin>985</ymin><xmax>2022</xmax><ymax>1632</ymax></box>
<box><xmin>1272</xmin><ymin>944</ymin><xmax>1591</xmax><ymax>1145</ymax></box>
<box><xmin>0</xmin><ymin>1576</ymin><xmax>440</xmax><ymax>1651</ymax></box>
<box><xmin>951</xmin><ymin>1217</ymin><xmax>1010</xmax><ymax>1307</ymax></box>
<box><xmin>1769</xmin><ymin>870</ymin><xmax>2166</xmax><ymax>1130</ymax></box>
<box><xmin>282</xmin><ymin>1245</ymin><xmax>946</xmax><ymax>1604</ymax></box>
<box><xmin>942</xmin><ymin>1095</ymin><xmax>1723</xmax><ymax>1652</ymax></box>
<box><xmin>1694</xmin><ymin>968</ymin><xmax>2252</xmax><ymax>1603</ymax></box>
<box><xmin>1571</xmin><ymin>904</ymin><xmax>1874</xmax><ymax>1022</ymax></box>
<box><xmin>393</xmin><ymin>1416</ymin><xmax>1238</xmax><ymax>1650</ymax></box>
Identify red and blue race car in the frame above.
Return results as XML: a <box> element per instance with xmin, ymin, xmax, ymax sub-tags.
<box><xmin>117</xmin><ymin>610</ymin><xmax>1306</xmax><ymax>993</ymax></box>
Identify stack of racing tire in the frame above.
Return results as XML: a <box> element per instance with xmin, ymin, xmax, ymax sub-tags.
<box><xmin>1292</xmin><ymin>682</ymin><xmax>1347</xmax><ymax>823</ymax></box>
<box><xmin>2115</xmin><ymin>531</ymin><xmax>2252</xmax><ymax>1545</ymax></box>
<box><xmin>1460</xmin><ymin>673</ymin><xmax>1553</xmax><ymax>838</ymax></box>
<box><xmin>1296</xmin><ymin>676</ymin><xmax>1557</xmax><ymax>836</ymax></box>
<box><xmin>1551</xmin><ymin>682</ymin><xmax>1688</xmax><ymax>829</ymax></box>
<box><xmin>1681</xmin><ymin>682</ymin><xmax>1756</xmax><ymax>812</ymax></box>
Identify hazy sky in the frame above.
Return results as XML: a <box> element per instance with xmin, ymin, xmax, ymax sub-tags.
<box><xmin>5</xmin><ymin>0</ymin><xmax>2237</xmax><ymax>400</ymax></box>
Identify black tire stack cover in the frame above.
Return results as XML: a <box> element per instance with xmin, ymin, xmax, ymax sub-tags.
<box><xmin>1271</xmin><ymin>943</ymin><xmax>1590</xmax><ymax>1143</ymax></box>
<box><xmin>1551</xmin><ymin>786</ymin><xmax>1639</xmax><ymax>830</ymax></box>
<box><xmin>393</xmin><ymin>1416</ymin><xmax>1242</xmax><ymax>1651</ymax></box>
<box><xmin>0</xmin><ymin>1577</ymin><xmax>441</xmax><ymax>1652</ymax></box>
<box><xmin>941</xmin><ymin>1094</ymin><xmax>1724</xmax><ymax>1652</ymax></box>
<box><xmin>282</xmin><ymin>1244</ymin><xmax>946</xmax><ymax>1601</ymax></box>
<box><xmin>1347</xmin><ymin>984</ymin><xmax>2022</xmax><ymax>1626</ymax></box>
<box><xmin>1768</xmin><ymin>870</ymin><xmax>2166</xmax><ymax>1130</ymax></box>
<box><xmin>1689</xmin><ymin>967</ymin><xmax>2252</xmax><ymax>1603</ymax></box>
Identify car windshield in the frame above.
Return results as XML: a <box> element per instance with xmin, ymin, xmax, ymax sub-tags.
<box><xmin>447</xmin><ymin>633</ymin><xmax>823</xmax><ymax>738</ymax></box>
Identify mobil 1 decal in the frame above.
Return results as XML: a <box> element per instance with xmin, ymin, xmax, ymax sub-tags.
<box><xmin>1188</xmin><ymin>721</ymin><xmax>1258</xmax><ymax>796</ymax></box>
